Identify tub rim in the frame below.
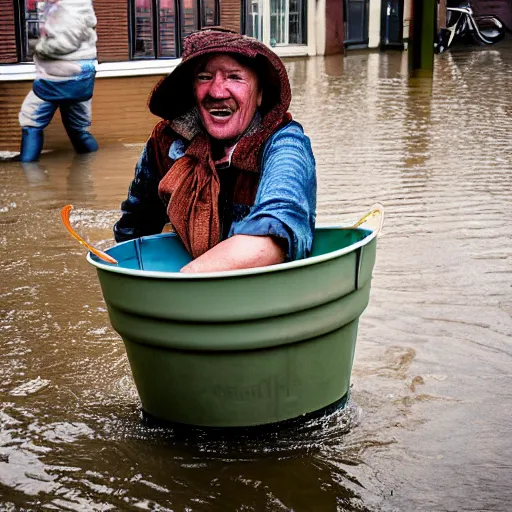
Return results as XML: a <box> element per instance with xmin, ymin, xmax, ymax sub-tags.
<box><xmin>86</xmin><ymin>224</ymin><xmax>378</xmax><ymax>280</ymax></box>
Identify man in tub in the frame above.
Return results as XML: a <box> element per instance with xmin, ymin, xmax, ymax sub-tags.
<box><xmin>114</xmin><ymin>28</ymin><xmax>316</xmax><ymax>273</ymax></box>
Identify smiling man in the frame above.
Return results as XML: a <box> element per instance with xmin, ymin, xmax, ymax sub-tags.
<box><xmin>114</xmin><ymin>28</ymin><xmax>316</xmax><ymax>273</ymax></box>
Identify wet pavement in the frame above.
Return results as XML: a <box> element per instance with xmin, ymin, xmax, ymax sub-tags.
<box><xmin>1</xmin><ymin>42</ymin><xmax>512</xmax><ymax>511</ymax></box>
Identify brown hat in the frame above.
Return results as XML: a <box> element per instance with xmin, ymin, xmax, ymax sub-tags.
<box><xmin>148</xmin><ymin>27</ymin><xmax>291</xmax><ymax>123</ymax></box>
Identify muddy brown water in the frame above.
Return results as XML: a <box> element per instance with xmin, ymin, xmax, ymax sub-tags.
<box><xmin>1</xmin><ymin>45</ymin><xmax>512</xmax><ymax>511</ymax></box>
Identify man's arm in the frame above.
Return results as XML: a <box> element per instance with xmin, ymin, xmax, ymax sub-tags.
<box><xmin>114</xmin><ymin>141</ymin><xmax>169</xmax><ymax>243</ymax></box>
<box><xmin>182</xmin><ymin>122</ymin><xmax>316</xmax><ymax>273</ymax></box>
<box><xmin>180</xmin><ymin>234</ymin><xmax>285</xmax><ymax>273</ymax></box>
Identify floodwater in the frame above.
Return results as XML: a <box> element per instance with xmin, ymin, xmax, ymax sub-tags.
<box><xmin>1</xmin><ymin>43</ymin><xmax>512</xmax><ymax>511</ymax></box>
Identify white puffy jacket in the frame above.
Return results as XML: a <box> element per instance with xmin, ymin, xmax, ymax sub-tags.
<box><xmin>35</xmin><ymin>0</ymin><xmax>97</xmax><ymax>61</ymax></box>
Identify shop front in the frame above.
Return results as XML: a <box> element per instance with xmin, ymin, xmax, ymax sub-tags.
<box><xmin>0</xmin><ymin>0</ymin><xmax>329</xmax><ymax>71</ymax></box>
<box><xmin>0</xmin><ymin>0</ymin><xmax>342</xmax><ymax>150</ymax></box>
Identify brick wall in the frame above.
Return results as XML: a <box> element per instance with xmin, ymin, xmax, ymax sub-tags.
<box><xmin>0</xmin><ymin>76</ymin><xmax>163</xmax><ymax>151</ymax></box>
<box><xmin>0</xmin><ymin>1</ymin><xmax>18</xmax><ymax>64</ymax></box>
<box><xmin>95</xmin><ymin>0</ymin><xmax>130</xmax><ymax>62</ymax></box>
<box><xmin>220</xmin><ymin>0</ymin><xmax>242</xmax><ymax>32</ymax></box>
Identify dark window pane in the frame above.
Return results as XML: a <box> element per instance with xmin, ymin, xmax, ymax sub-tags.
<box><xmin>201</xmin><ymin>0</ymin><xmax>217</xmax><ymax>27</ymax></box>
<box><xmin>134</xmin><ymin>0</ymin><xmax>155</xmax><ymax>58</ymax></box>
<box><xmin>345</xmin><ymin>0</ymin><xmax>366</xmax><ymax>42</ymax></box>
<box><xmin>181</xmin><ymin>0</ymin><xmax>197</xmax><ymax>39</ymax></box>
<box><xmin>245</xmin><ymin>0</ymin><xmax>263</xmax><ymax>40</ymax></box>
<box><xmin>270</xmin><ymin>0</ymin><xmax>286</xmax><ymax>44</ymax></box>
<box><xmin>25</xmin><ymin>0</ymin><xmax>42</xmax><ymax>61</ymax></box>
<box><xmin>288</xmin><ymin>0</ymin><xmax>305</xmax><ymax>43</ymax></box>
<box><xmin>159</xmin><ymin>0</ymin><xmax>176</xmax><ymax>57</ymax></box>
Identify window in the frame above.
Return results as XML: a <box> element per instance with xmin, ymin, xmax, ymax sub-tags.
<box><xmin>244</xmin><ymin>0</ymin><xmax>306</xmax><ymax>45</ymax></box>
<box><xmin>245</xmin><ymin>0</ymin><xmax>264</xmax><ymax>41</ymax></box>
<box><xmin>200</xmin><ymin>0</ymin><xmax>219</xmax><ymax>27</ymax></box>
<box><xmin>131</xmin><ymin>0</ymin><xmax>218</xmax><ymax>59</ymax></box>
<box><xmin>287</xmin><ymin>0</ymin><xmax>305</xmax><ymax>43</ymax></box>
<box><xmin>181</xmin><ymin>0</ymin><xmax>198</xmax><ymax>40</ymax></box>
<box><xmin>270</xmin><ymin>0</ymin><xmax>305</xmax><ymax>44</ymax></box>
<box><xmin>133</xmin><ymin>0</ymin><xmax>155</xmax><ymax>57</ymax></box>
<box><xmin>16</xmin><ymin>0</ymin><xmax>43</xmax><ymax>62</ymax></box>
<box><xmin>160</xmin><ymin>0</ymin><xmax>177</xmax><ymax>57</ymax></box>
<box><xmin>133</xmin><ymin>0</ymin><xmax>178</xmax><ymax>58</ymax></box>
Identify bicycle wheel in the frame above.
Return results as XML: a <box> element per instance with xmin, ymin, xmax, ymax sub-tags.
<box><xmin>471</xmin><ymin>15</ymin><xmax>506</xmax><ymax>44</ymax></box>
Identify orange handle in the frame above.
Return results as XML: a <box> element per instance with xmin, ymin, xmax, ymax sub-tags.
<box><xmin>61</xmin><ymin>205</ymin><xmax>118</xmax><ymax>265</ymax></box>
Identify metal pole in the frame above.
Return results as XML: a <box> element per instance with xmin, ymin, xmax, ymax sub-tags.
<box><xmin>408</xmin><ymin>0</ymin><xmax>437</xmax><ymax>73</ymax></box>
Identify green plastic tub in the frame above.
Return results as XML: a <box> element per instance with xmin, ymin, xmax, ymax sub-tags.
<box><xmin>87</xmin><ymin>226</ymin><xmax>378</xmax><ymax>427</ymax></box>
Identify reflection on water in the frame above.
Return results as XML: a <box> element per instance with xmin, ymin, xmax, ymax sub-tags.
<box><xmin>1</xmin><ymin>42</ymin><xmax>512</xmax><ymax>510</ymax></box>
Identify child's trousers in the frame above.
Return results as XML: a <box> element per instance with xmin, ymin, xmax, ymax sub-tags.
<box><xmin>18</xmin><ymin>90</ymin><xmax>98</xmax><ymax>162</ymax></box>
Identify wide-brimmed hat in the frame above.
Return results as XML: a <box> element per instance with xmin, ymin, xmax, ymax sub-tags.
<box><xmin>148</xmin><ymin>27</ymin><xmax>291</xmax><ymax>123</ymax></box>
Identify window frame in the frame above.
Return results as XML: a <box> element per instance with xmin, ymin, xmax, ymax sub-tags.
<box><xmin>287</xmin><ymin>0</ymin><xmax>307</xmax><ymax>44</ymax></box>
<box><xmin>14</xmin><ymin>0</ymin><xmax>26</xmax><ymax>63</ymax></box>
<box><xmin>199</xmin><ymin>0</ymin><xmax>220</xmax><ymax>27</ymax></box>
<box><xmin>15</xmin><ymin>0</ymin><xmax>42</xmax><ymax>63</ymax></box>
<box><xmin>242</xmin><ymin>0</ymin><xmax>307</xmax><ymax>45</ymax></box>
<box><xmin>243</xmin><ymin>0</ymin><xmax>264</xmax><ymax>40</ymax></box>
<box><xmin>130</xmin><ymin>0</ymin><xmax>174</xmax><ymax>60</ymax></box>
<box><xmin>130</xmin><ymin>0</ymin><xmax>219</xmax><ymax>60</ymax></box>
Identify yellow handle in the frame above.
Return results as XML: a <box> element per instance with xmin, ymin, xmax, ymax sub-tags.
<box><xmin>350</xmin><ymin>203</ymin><xmax>385</xmax><ymax>234</ymax></box>
<box><xmin>61</xmin><ymin>205</ymin><xmax>118</xmax><ymax>265</ymax></box>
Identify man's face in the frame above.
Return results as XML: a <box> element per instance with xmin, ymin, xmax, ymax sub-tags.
<box><xmin>193</xmin><ymin>54</ymin><xmax>262</xmax><ymax>141</ymax></box>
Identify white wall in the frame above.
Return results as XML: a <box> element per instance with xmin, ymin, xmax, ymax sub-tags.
<box><xmin>368</xmin><ymin>0</ymin><xmax>382</xmax><ymax>48</ymax></box>
<box><xmin>308</xmin><ymin>0</ymin><xmax>318</xmax><ymax>55</ymax></box>
<box><xmin>315</xmin><ymin>0</ymin><xmax>327</xmax><ymax>55</ymax></box>
<box><xmin>403</xmin><ymin>0</ymin><xmax>412</xmax><ymax>39</ymax></box>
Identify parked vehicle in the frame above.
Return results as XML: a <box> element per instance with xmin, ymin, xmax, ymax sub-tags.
<box><xmin>435</xmin><ymin>0</ymin><xmax>505</xmax><ymax>53</ymax></box>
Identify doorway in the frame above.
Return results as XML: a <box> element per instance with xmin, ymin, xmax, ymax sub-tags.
<box><xmin>343</xmin><ymin>0</ymin><xmax>369</xmax><ymax>47</ymax></box>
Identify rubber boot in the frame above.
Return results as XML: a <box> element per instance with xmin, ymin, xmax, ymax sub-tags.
<box><xmin>66</xmin><ymin>129</ymin><xmax>99</xmax><ymax>154</ymax></box>
<box><xmin>19</xmin><ymin>127</ymin><xmax>44</xmax><ymax>163</ymax></box>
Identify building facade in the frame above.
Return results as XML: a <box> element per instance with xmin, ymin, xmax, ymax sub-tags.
<box><xmin>4</xmin><ymin>0</ymin><xmax>458</xmax><ymax>77</ymax></box>
<box><xmin>0</xmin><ymin>0</ymin><xmax>417</xmax><ymax>151</ymax></box>
<box><xmin>0</xmin><ymin>0</ymin><xmax>341</xmax><ymax>150</ymax></box>
<box><xmin>0</xmin><ymin>0</ymin><xmax>346</xmax><ymax>75</ymax></box>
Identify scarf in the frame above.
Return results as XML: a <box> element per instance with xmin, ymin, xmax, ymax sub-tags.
<box><xmin>157</xmin><ymin>111</ymin><xmax>291</xmax><ymax>258</ymax></box>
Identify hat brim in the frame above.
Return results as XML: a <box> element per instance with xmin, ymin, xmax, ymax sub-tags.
<box><xmin>148</xmin><ymin>49</ymin><xmax>286</xmax><ymax>122</ymax></box>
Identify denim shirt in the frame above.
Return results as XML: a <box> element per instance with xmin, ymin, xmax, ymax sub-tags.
<box><xmin>114</xmin><ymin>120</ymin><xmax>317</xmax><ymax>261</ymax></box>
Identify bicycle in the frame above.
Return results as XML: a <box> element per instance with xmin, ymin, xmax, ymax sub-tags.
<box><xmin>436</xmin><ymin>0</ymin><xmax>505</xmax><ymax>52</ymax></box>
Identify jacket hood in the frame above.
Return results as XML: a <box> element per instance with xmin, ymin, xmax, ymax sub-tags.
<box><xmin>149</xmin><ymin>28</ymin><xmax>291</xmax><ymax>126</ymax></box>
